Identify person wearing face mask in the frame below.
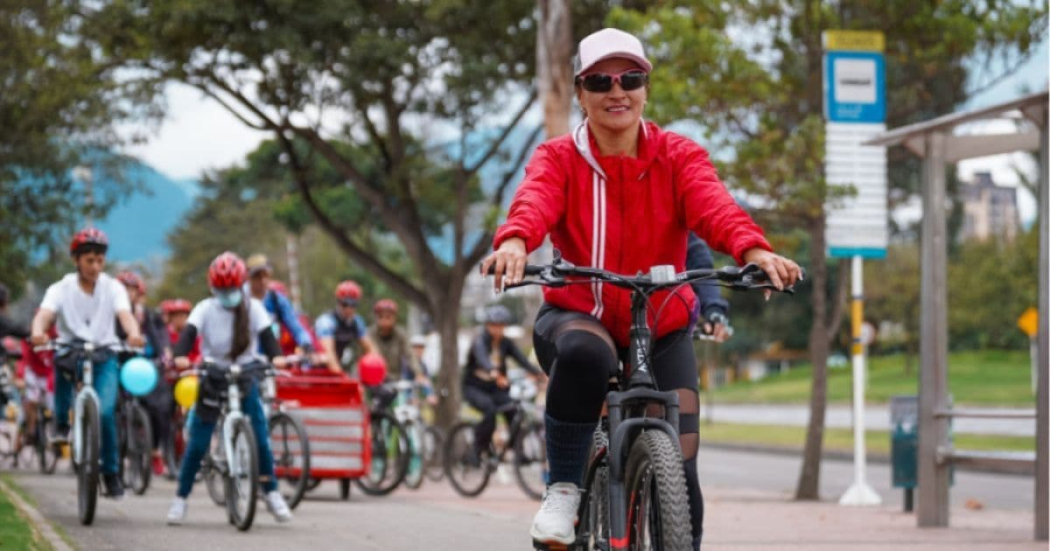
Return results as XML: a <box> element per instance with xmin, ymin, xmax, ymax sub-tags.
<box><xmin>30</xmin><ymin>227</ymin><xmax>146</xmax><ymax>500</ymax></box>
<box><xmin>165</xmin><ymin>251</ymin><xmax>292</xmax><ymax>525</ymax></box>
<box><xmin>483</xmin><ymin>28</ymin><xmax>802</xmax><ymax>550</ymax></box>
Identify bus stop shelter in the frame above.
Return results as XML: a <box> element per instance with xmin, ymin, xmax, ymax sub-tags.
<box><xmin>867</xmin><ymin>90</ymin><xmax>1048</xmax><ymax>540</ymax></box>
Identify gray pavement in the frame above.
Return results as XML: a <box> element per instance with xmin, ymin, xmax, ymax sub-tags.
<box><xmin>5</xmin><ymin>447</ymin><xmax>1041</xmax><ymax>550</ymax></box>
<box><xmin>699</xmin><ymin>403</ymin><xmax>1036</xmax><ymax>436</ymax></box>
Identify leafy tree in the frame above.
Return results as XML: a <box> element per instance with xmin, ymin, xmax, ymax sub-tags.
<box><xmin>0</xmin><ymin>2</ymin><xmax>160</xmax><ymax>295</ymax></box>
<box><xmin>611</xmin><ymin>0</ymin><xmax>1046</xmax><ymax>499</ymax></box>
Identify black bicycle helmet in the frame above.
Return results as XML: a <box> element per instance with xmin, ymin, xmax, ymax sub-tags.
<box><xmin>484</xmin><ymin>304</ymin><xmax>513</xmax><ymax>325</ymax></box>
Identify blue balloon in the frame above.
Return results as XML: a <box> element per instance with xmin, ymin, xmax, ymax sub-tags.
<box><xmin>120</xmin><ymin>357</ymin><xmax>158</xmax><ymax>397</ymax></box>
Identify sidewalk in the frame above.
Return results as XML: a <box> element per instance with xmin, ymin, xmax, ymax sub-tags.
<box><xmin>699</xmin><ymin>403</ymin><xmax>1035</xmax><ymax>436</ymax></box>
<box><xmin>6</xmin><ymin>467</ymin><xmax>1043</xmax><ymax>550</ymax></box>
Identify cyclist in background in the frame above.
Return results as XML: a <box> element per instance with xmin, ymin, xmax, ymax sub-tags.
<box><xmin>368</xmin><ymin>299</ymin><xmax>426</xmax><ymax>384</ymax></box>
<box><xmin>687</xmin><ymin>233</ymin><xmax>732</xmax><ymax>341</ymax></box>
<box><xmin>116</xmin><ymin>270</ymin><xmax>173</xmax><ymax>476</ymax></box>
<box><xmin>166</xmin><ymin>252</ymin><xmax>292</xmax><ymax>525</ymax></box>
<box><xmin>244</xmin><ymin>254</ymin><xmax>316</xmax><ymax>358</ymax></box>
<box><xmin>268</xmin><ymin>280</ymin><xmax>323</xmax><ymax>358</ymax></box>
<box><xmin>315</xmin><ymin>280</ymin><xmax>374</xmax><ymax>374</ymax></box>
<box><xmin>16</xmin><ymin>322</ymin><xmax>56</xmax><ymax>453</ymax></box>
<box><xmin>163</xmin><ymin>299</ymin><xmax>199</xmax><ymax>365</ymax></box>
<box><xmin>29</xmin><ymin>227</ymin><xmax>146</xmax><ymax>499</ymax></box>
<box><xmin>462</xmin><ymin>305</ymin><xmax>544</xmax><ymax>462</ymax></box>
<box><xmin>0</xmin><ymin>284</ymin><xmax>29</xmax><ymax>341</ymax></box>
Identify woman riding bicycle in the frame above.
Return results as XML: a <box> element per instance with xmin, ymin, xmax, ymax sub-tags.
<box><xmin>482</xmin><ymin>28</ymin><xmax>801</xmax><ymax>550</ymax></box>
<box><xmin>462</xmin><ymin>304</ymin><xmax>544</xmax><ymax>463</ymax></box>
<box><xmin>165</xmin><ymin>252</ymin><xmax>293</xmax><ymax>525</ymax></box>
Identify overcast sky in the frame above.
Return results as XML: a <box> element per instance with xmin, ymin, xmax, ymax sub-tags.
<box><xmin>121</xmin><ymin>34</ymin><xmax>1048</xmax><ymax>224</ymax></box>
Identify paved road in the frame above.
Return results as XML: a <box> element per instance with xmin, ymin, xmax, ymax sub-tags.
<box><xmin>8</xmin><ymin>446</ymin><xmax>1037</xmax><ymax>550</ymax></box>
<box><xmin>699</xmin><ymin>403</ymin><xmax>1036</xmax><ymax>436</ymax></box>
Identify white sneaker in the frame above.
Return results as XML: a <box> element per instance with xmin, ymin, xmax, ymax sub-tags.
<box><xmin>264</xmin><ymin>490</ymin><xmax>293</xmax><ymax>523</ymax></box>
<box><xmin>530</xmin><ymin>482</ymin><xmax>580</xmax><ymax>546</ymax></box>
<box><xmin>166</xmin><ymin>497</ymin><xmax>187</xmax><ymax>525</ymax></box>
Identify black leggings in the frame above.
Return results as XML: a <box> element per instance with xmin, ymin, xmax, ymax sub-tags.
<box><xmin>534</xmin><ymin>305</ymin><xmax>704</xmax><ymax>546</ymax></box>
<box><xmin>463</xmin><ymin>385</ymin><xmax>515</xmax><ymax>451</ymax></box>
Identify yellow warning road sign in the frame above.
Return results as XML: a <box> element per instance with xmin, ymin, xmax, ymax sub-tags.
<box><xmin>1017</xmin><ymin>307</ymin><xmax>1038</xmax><ymax>338</ymax></box>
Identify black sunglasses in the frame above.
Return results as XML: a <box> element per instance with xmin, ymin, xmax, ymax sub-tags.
<box><xmin>576</xmin><ymin>69</ymin><xmax>649</xmax><ymax>93</ymax></box>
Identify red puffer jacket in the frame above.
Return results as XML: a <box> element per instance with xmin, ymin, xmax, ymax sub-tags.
<box><xmin>493</xmin><ymin>120</ymin><xmax>772</xmax><ymax>347</ymax></box>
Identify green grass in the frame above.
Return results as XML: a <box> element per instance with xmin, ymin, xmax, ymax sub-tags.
<box><xmin>709</xmin><ymin>350</ymin><xmax>1035</xmax><ymax>407</ymax></box>
<box><xmin>700</xmin><ymin>421</ymin><xmax>1036</xmax><ymax>455</ymax></box>
<box><xmin>0</xmin><ymin>476</ymin><xmax>52</xmax><ymax>551</ymax></box>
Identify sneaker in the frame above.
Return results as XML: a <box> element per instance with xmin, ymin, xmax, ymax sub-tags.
<box><xmin>152</xmin><ymin>455</ymin><xmax>165</xmax><ymax>476</ymax></box>
<box><xmin>530</xmin><ymin>482</ymin><xmax>580</xmax><ymax>546</ymax></box>
<box><xmin>102</xmin><ymin>473</ymin><xmax>125</xmax><ymax>500</ymax></box>
<box><xmin>166</xmin><ymin>497</ymin><xmax>187</xmax><ymax>525</ymax></box>
<box><xmin>264</xmin><ymin>490</ymin><xmax>293</xmax><ymax>523</ymax></box>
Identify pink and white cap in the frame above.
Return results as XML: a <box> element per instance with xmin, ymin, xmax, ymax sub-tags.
<box><xmin>574</xmin><ymin>28</ymin><xmax>652</xmax><ymax>77</ymax></box>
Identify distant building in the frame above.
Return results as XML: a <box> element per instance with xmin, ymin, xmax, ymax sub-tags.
<box><xmin>959</xmin><ymin>171</ymin><xmax>1019</xmax><ymax>242</ymax></box>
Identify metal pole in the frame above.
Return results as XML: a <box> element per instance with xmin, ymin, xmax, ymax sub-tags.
<box><xmin>1035</xmin><ymin>113</ymin><xmax>1048</xmax><ymax>541</ymax></box>
<box><xmin>285</xmin><ymin>233</ymin><xmax>303</xmax><ymax>312</ymax></box>
<box><xmin>840</xmin><ymin>255</ymin><xmax>881</xmax><ymax>505</ymax></box>
<box><xmin>917</xmin><ymin>131</ymin><xmax>951</xmax><ymax>527</ymax></box>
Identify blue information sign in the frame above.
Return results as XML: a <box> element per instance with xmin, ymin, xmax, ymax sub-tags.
<box><xmin>824</xmin><ymin>51</ymin><xmax>886</xmax><ymax>123</ymax></box>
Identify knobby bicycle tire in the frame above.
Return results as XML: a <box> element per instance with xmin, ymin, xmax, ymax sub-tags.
<box><xmin>624</xmin><ymin>431</ymin><xmax>691</xmax><ymax>550</ymax></box>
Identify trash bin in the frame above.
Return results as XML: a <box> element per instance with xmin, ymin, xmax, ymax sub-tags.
<box><xmin>890</xmin><ymin>395</ymin><xmax>918</xmax><ymax>511</ymax></box>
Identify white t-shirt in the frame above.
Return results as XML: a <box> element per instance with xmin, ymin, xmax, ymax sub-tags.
<box><xmin>40</xmin><ymin>273</ymin><xmax>131</xmax><ymax>347</ymax></box>
<box><xmin>187</xmin><ymin>297</ymin><xmax>273</xmax><ymax>366</ymax></box>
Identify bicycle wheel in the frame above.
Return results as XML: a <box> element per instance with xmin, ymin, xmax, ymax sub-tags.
<box><xmin>422</xmin><ymin>425</ymin><xmax>445</xmax><ymax>482</ymax></box>
<box><xmin>580</xmin><ymin>425</ymin><xmax>610</xmax><ymax>549</ymax></box>
<box><xmin>125</xmin><ymin>402</ymin><xmax>153</xmax><ymax>495</ymax></box>
<box><xmin>162</xmin><ymin>411</ymin><xmax>185</xmax><ymax>480</ymax></box>
<box><xmin>624</xmin><ymin>431</ymin><xmax>692</xmax><ymax>550</ymax></box>
<box><xmin>206</xmin><ymin>428</ymin><xmax>227</xmax><ymax>507</ymax></box>
<box><xmin>36</xmin><ymin>414</ymin><xmax>58</xmax><ymax>475</ymax></box>
<box><xmin>78</xmin><ymin>397</ymin><xmax>101</xmax><ymax>526</ymax></box>
<box><xmin>513</xmin><ymin>421</ymin><xmax>547</xmax><ymax>501</ymax></box>
<box><xmin>354</xmin><ymin>410</ymin><xmax>409</xmax><ymax>496</ymax></box>
<box><xmin>268</xmin><ymin>412</ymin><xmax>310</xmax><ymax>509</ymax></box>
<box><xmin>339</xmin><ymin>478</ymin><xmax>351</xmax><ymax>500</ymax></box>
<box><xmin>442</xmin><ymin>421</ymin><xmax>492</xmax><ymax>498</ymax></box>
<box><xmin>225</xmin><ymin>417</ymin><xmax>258</xmax><ymax>531</ymax></box>
<box><xmin>402</xmin><ymin>419</ymin><xmax>424</xmax><ymax>490</ymax></box>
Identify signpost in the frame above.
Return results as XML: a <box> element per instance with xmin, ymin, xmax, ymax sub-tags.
<box><xmin>824</xmin><ymin>30</ymin><xmax>886</xmax><ymax>507</ymax></box>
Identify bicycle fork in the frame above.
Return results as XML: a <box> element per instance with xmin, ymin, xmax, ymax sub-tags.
<box><xmin>73</xmin><ymin>360</ymin><xmax>98</xmax><ymax>468</ymax></box>
<box><xmin>222</xmin><ymin>380</ymin><xmax>244</xmax><ymax>475</ymax></box>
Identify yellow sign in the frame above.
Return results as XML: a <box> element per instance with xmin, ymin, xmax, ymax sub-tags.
<box><xmin>1017</xmin><ymin>307</ymin><xmax>1039</xmax><ymax>338</ymax></box>
<box><xmin>824</xmin><ymin>30</ymin><xmax>885</xmax><ymax>52</ymax></box>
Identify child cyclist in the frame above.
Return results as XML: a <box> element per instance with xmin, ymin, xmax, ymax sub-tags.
<box><xmin>165</xmin><ymin>252</ymin><xmax>292</xmax><ymax>525</ymax></box>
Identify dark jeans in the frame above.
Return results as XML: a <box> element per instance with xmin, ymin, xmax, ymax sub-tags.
<box><xmin>176</xmin><ymin>380</ymin><xmax>276</xmax><ymax>498</ymax></box>
<box><xmin>462</xmin><ymin>384</ymin><xmax>515</xmax><ymax>452</ymax></box>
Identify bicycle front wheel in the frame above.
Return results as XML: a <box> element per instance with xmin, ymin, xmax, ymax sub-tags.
<box><xmin>624</xmin><ymin>431</ymin><xmax>692</xmax><ymax>550</ymax></box>
<box><xmin>355</xmin><ymin>411</ymin><xmax>409</xmax><ymax>496</ymax></box>
<box><xmin>36</xmin><ymin>415</ymin><xmax>58</xmax><ymax>474</ymax></box>
<box><xmin>442</xmin><ymin>422</ymin><xmax>492</xmax><ymax>498</ymax></box>
<box><xmin>512</xmin><ymin>421</ymin><xmax>547</xmax><ymax>501</ymax></box>
<box><xmin>269</xmin><ymin>412</ymin><xmax>310</xmax><ymax>509</ymax></box>
<box><xmin>402</xmin><ymin>419</ymin><xmax>424</xmax><ymax>490</ymax></box>
<box><xmin>225</xmin><ymin>417</ymin><xmax>258</xmax><ymax>531</ymax></box>
<box><xmin>124</xmin><ymin>402</ymin><xmax>153</xmax><ymax>495</ymax></box>
<box><xmin>78</xmin><ymin>397</ymin><xmax>101</xmax><ymax>526</ymax></box>
<box><xmin>206</xmin><ymin>425</ymin><xmax>226</xmax><ymax>506</ymax></box>
<box><xmin>422</xmin><ymin>425</ymin><xmax>445</xmax><ymax>482</ymax></box>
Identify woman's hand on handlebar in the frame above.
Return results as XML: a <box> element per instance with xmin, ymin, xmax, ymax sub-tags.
<box><xmin>480</xmin><ymin>237</ymin><xmax>527</xmax><ymax>292</ymax></box>
<box><xmin>742</xmin><ymin>248</ymin><xmax>803</xmax><ymax>297</ymax></box>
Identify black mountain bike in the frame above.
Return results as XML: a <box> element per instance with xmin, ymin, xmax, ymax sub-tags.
<box><xmin>497</xmin><ymin>255</ymin><xmax>798</xmax><ymax>551</ymax></box>
<box><xmin>117</xmin><ymin>386</ymin><xmax>154</xmax><ymax>495</ymax></box>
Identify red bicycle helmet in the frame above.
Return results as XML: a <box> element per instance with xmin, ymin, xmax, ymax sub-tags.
<box><xmin>117</xmin><ymin>270</ymin><xmax>144</xmax><ymax>292</ymax></box>
<box><xmin>69</xmin><ymin>227</ymin><xmax>108</xmax><ymax>256</ymax></box>
<box><xmin>208</xmin><ymin>252</ymin><xmax>247</xmax><ymax>289</ymax></box>
<box><xmin>373</xmin><ymin>298</ymin><xmax>398</xmax><ymax>315</ymax></box>
<box><xmin>335</xmin><ymin>280</ymin><xmax>362</xmax><ymax>303</ymax></box>
<box><xmin>358</xmin><ymin>352</ymin><xmax>388</xmax><ymax>386</ymax></box>
<box><xmin>162</xmin><ymin>298</ymin><xmax>192</xmax><ymax>315</ymax></box>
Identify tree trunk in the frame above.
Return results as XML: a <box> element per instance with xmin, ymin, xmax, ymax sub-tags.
<box><xmin>796</xmin><ymin>215</ymin><xmax>829</xmax><ymax>500</ymax></box>
<box><xmin>536</xmin><ymin>0</ymin><xmax>573</xmax><ymax>138</ymax></box>
<box><xmin>432</xmin><ymin>285</ymin><xmax>465</xmax><ymax>430</ymax></box>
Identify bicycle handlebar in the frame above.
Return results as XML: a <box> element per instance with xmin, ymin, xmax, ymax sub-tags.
<box><xmin>33</xmin><ymin>341</ymin><xmax>143</xmax><ymax>355</ymax></box>
<box><xmin>487</xmin><ymin>254</ymin><xmax>802</xmax><ymax>295</ymax></box>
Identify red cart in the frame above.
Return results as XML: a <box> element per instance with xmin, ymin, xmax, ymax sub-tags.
<box><xmin>274</xmin><ymin>369</ymin><xmax>370</xmax><ymax>500</ymax></box>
